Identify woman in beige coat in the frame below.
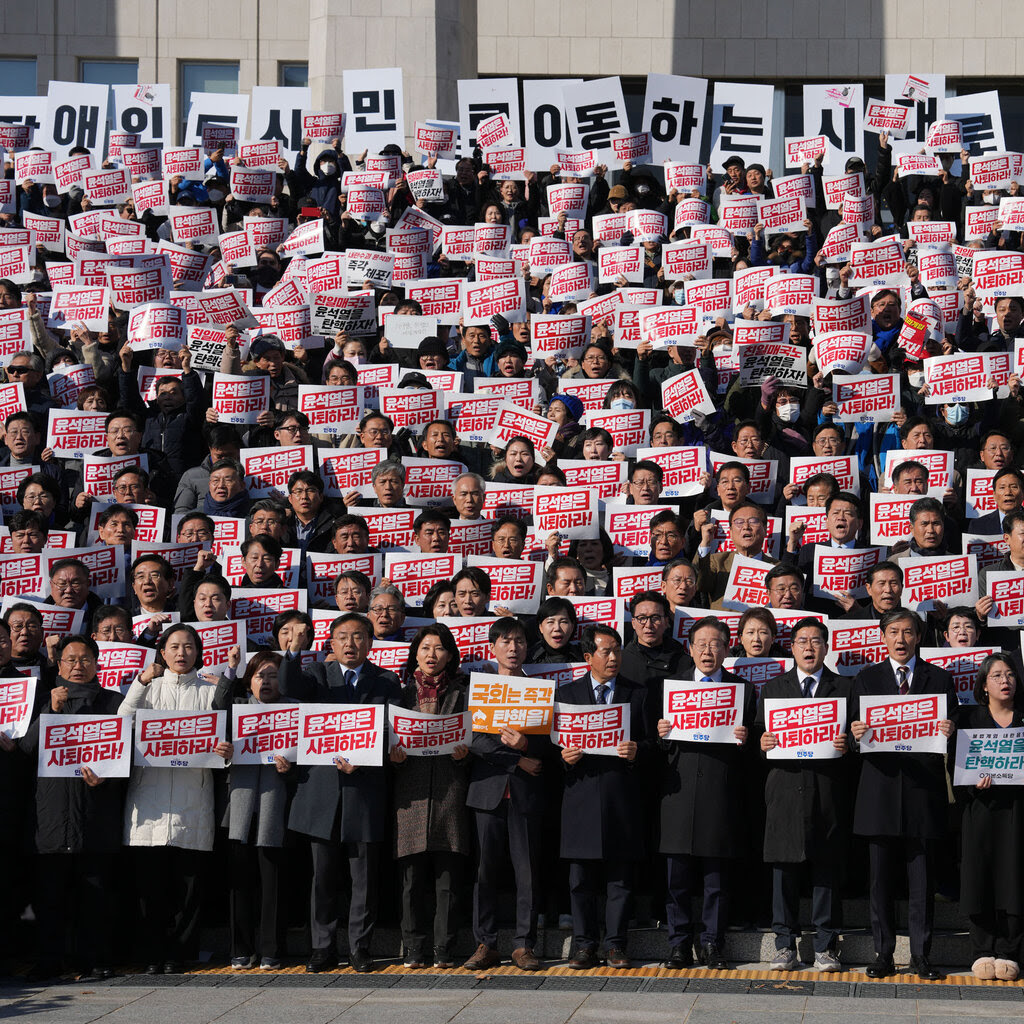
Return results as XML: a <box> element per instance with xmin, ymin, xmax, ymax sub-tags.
<box><xmin>119</xmin><ymin>624</ymin><xmax>233</xmax><ymax>975</ymax></box>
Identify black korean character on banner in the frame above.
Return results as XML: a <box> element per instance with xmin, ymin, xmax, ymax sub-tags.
<box><xmin>650</xmin><ymin>96</ymin><xmax>700</xmax><ymax>147</ymax></box>
<box><xmin>120</xmin><ymin>104</ymin><xmax>165</xmax><ymax>140</ymax></box>
<box><xmin>52</xmin><ymin>104</ymin><xmax>102</xmax><ymax>149</ymax></box>
<box><xmin>718</xmin><ymin>105</ymin><xmax>763</xmax><ymax>154</ymax></box>
<box><xmin>955</xmin><ymin>115</ymin><xmax>997</xmax><ymax>156</ymax></box>
<box><xmin>260</xmin><ymin>109</ymin><xmax>304</xmax><ymax>152</ymax></box>
<box><xmin>196</xmin><ymin>113</ymin><xmax>240</xmax><ymax>136</ymax></box>
<box><xmin>573</xmin><ymin>101</ymin><xmax>623</xmax><ymax>150</ymax></box>
<box><xmin>815</xmin><ymin>107</ymin><xmax>857</xmax><ymax>153</ymax></box>
<box><xmin>353</xmin><ymin>90</ymin><xmax>397</xmax><ymax>133</ymax></box>
<box><xmin>532</xmin><ymin>103</ymin><xmax>569</xmax><ymax>148</ymax></box>
<box><xmin>0</xmin><ymin>112</ymin><xmax>42</xmax><ymax>133</ymax></box>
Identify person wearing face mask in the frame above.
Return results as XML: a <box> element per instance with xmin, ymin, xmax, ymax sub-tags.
<box><xmin>602</xmin><ymin>380</ymin><xmax>642</xmax><ymax>414</ymax></box>
<box><xmin>291</xmin><ymin>138</ymin><xmax>351</xmax><ymax>221</ymax></box>
<box><xmin>756</xmin><ymin>379</ymin><xmax>812</xmax><ymax>457</ymax></box>
<box><xmin>117</xmin><ymin>343</ymin><xmax>207</xmax><ymax>475</ymax></box>
<box><xmin>247</xmin><ymin>250</ymin><xmax>283</xmax><ymax>304</ymax></box>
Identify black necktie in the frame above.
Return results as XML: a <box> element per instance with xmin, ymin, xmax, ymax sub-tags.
<box><xmin>897</xmin><ymin>666</ymin><xmax>909</xmax><ymax>696</ymax></box>
<box><xmin>801</xmin><ymin>675</ymin><xmax>814</xmax><ymax>698</ymax></box>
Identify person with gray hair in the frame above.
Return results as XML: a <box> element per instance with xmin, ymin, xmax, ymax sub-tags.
<box><xmin>450</xmin><ymin>472</ymin><xmax>486</xmax><ymax>520</ymax></box>
<box><xmin>370</xmin><ymin>460</ymin><xmax>406</xmax><ymax>508</ymax></box>
<box><xmin>367</xmin><ymin>583</ymin><xmax>406</xmax><ymax>641</ymax></box>
<box><xmin>5</xmin><ymin>351</ymin><xmax>56</xmax><ymax>426</ymax></box>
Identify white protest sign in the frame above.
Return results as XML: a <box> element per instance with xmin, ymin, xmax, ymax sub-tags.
<box><xmin>764</xmin><ymin>697</ymin><xmax>846</xmax><ymax>760</ymax></box>
<box><xmin>859</xmin><ymin>693</ymin><xmax>948</xmax><ymax>755</ymax></box>
<box><xmin>663</xmin><ymin>678</ymin><xmax>745</xmax><ymax>744</ymax></box>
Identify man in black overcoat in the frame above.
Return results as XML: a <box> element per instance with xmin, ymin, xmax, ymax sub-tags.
<box><xmin>279</xmin><ymin>613</ymin><xmax>401</xmax><ymax>974</ymax></box>
<box><xmin>557</xmin><ymin>624</ymin><xmax>647</xmax><ymax>971</ymax></box>
<box><xmin>656</xmin><ymin>616</ymin><xmax>755</xmax><ymax>971</ymax></box>
<box><xmin>850</xmin><ymin>607</ymin><xmax>958</xmax><ymax>981</ymax></box>
<box><xmin>754</xmin><ymin>617</ymin><xmax>850</xmax><ymax>972</ymax></box>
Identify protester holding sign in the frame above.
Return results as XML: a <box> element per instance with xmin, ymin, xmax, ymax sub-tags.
<box><xmin>754</xmin><ymin>618</ymin><xmax>849</xmax><ymax>972</ymax></box>
<box><xmin>656</xmin><ymin>617</ymin><xmax>754</xmax><ymax>970</ymax></box>
<box><xmin>118</xmin><ymin>623</ymin><xmax>233</xmax><ymax>974</ymax></box>
<box><xmin>388</xmin><ymin>624</ymin><xmax>470</xmax><ymax>970</ymax></box>
<box><xmin>849</xmin><ymin>609</ymin><xmax>958</xmax><ymax>980</ymax></box>
<box><xmin>955</xmin><ymin>654</ymin><xmax>1024</xmax><ymax>982</ymax></box>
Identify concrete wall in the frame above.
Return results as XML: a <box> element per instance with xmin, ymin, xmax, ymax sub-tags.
<box><xmin>475</xmin><ymin>0</ymin><xmax>1023</xmax><ymax>79</ymax></box>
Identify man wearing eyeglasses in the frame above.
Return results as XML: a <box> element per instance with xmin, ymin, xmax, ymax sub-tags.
<box><xmin>621</xmin><ymin>591</ymin><xmax>692</xmax><ymax>687</ymax></box>
<box><xmin>695</xmin><ymin>502</ymin><xmax>778</xmax><ymax>609</ymax></box>
<box><xmin>2</xmin><ymin>604</ymin><xmax>51</xmax><ymax>678</ymax></box>
<box><xmin>657</xmin><ymin>616</ymin><xmax>754</xmax><ymax>971</ymax></box>
<box><xmin>753</xmin><ymin>618</ymin><xmax>849</xmax><ymax>973</ymax></box>
<box><xmin>45</xmin><ymin>559</ymin><xmax>104</xmax><ymax>620</ymax></box>
<box><xmin>285</xmin><ymin>471</ymin><xmax>337</xmax><ymax>563</ymax></box>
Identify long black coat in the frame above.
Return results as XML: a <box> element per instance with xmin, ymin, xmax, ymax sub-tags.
<box><xmin>556</xmin><ymin>673</ymin><xmax>648</xmax><ymax>861</ymax></box>
<box><xmin>21</xmin><ymin>679</ymin><xmax>124</xmax><ymax>855</ymax></box>
<box><xmin>851</xmin><ymin>659</ymin><xmax>958</xmax><ymax>839</ymax></box>
<box><xmin>956</xmin><ymin>703</ymin><xmax>1024</xmax><ymax>917</ymax></box>
<box><xmin>657</xmin><ymin>669</ymin><xmax>756</xmax><ymax>858</ymax></box>
<box><xmin>754</xmin><ymin>667</ymin><xmax>851</xmax><ymax>863</ymax></box>
<box><xmin>278</xmin><ymin>656</ymin><xmax>401</xmax><ymax>842</ymax></box>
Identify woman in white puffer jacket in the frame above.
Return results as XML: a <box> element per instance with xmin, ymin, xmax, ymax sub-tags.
<box><xmin>119</xmin><ymin>624</ymin><xmax>234</xmax><ymax>975</ymax></box>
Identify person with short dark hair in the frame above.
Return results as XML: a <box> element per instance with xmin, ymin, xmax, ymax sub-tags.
<box><xmin>656</xmin><ymin>616</ymin><xmax>755</xmax><ymax>970</ymax></box>
<box><xmin>754</xmin><ymin>618</ymin><xmax>850</xmax><ymax>972</ymax></box>
<box><xmin>17</xmin><ymin>634</ymin><xmax>123</xmax><ymax>980</ymax></box>
<box><xmin>972</xmin><ymin>466</ymin><xmax>1024</xmax><ymax>536</ymax></box>
<box><xmin>559</xmin><ymin>625</ymin><xmax>647</xmax><ymax>971</ymax></box>
<box><xmin>849</xmin><ymin>608</ymin><xmax>958</xmax><ymax>980</ymax></box>
<box><xmin>464</xmin><ymin>616</ymin><xmax>548</xmax><ymax>973</ymax></box>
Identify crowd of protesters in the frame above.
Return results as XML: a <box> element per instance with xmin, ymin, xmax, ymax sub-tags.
<box><xmin>3</xmin><ymin>102</ymin><xmax>1024</xmax><ymax>990</ymax></box>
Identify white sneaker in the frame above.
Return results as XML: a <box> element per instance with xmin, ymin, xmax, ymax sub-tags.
<box><xmin>770</xmin><ymin>947</ymin><xmax>799</xmax><ymax>971</ymax></box>
<box><xmin>814</xmin><ymin>950</ymin><xmax>841</xmax><ymax>972</ymax></box>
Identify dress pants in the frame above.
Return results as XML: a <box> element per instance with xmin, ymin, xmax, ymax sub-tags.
<box><xmin>134</xmin><ymin>847</ymin><xmax>206</xmax><ymax>965</ymax></box>
<box><xmin>473</xmin><ymin>800</ymin><xmax>541</xmax><ymax>950</ymax></box>
<box><xmin>230</xmin><ymin>842</ymin><xmax>286</xmax><ymax>960</ymax></box>
<box><xmin>868</xmin><ymin>837</ymin><xmax>933</xmax><ymax>958</ymax></box>
<box><xmin>665</xmin><ymin>854</ymin><xmax>728</xmax><ymax>947</ymax></box>
<box><xmin>309</xmin><ymin>839</ymin><xmax>379</xmax><ymax>954</ymax></box>
<box><xmin>772</xmin><ymin>860</ymin><xmax>840</xmax><ymax>954</ymax></box>
<box><xmin>35</xmin><ymin>852</ymin><xmax>115</xmax><ymax>971</ymax></box>
<box><xmin>400</xmin><ymin>851</ymin><xmax>463</xmax><ymax>958</ymax></box>
<box><xmin>568</xmin><ymin>858</ymin><xmax>632</xmax><ymax>953</ymax></box>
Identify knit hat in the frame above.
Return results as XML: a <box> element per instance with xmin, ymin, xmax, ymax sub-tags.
<box><xmin>417</xmin><ymin>336</ymin><xmax>449</xmax><ymax>359</ymax></box>
<box><xmin>494</xmin><ymin>339</ymin><xmax>528</xmax><ymax>363</ymax></box>
<box><xmin>548</xmin><ymin>393</ymin><xmax>584</xmax><ymax>421</ymax></box>
<box><xmin>608</xmin><ymin>185</ymin><xmax>628</xmax><ymax>200</ymax></box>
<box><xmin>251</xmin><ymin>335</ymin><xmax>285</xmax><ymax>358</ymax></box>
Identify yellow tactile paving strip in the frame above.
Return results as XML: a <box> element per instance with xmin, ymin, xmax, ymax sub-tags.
<box><xmin>173</xmin><ymin>962</ymin><xmax>1023</xmax><ymax>987</ymax></box>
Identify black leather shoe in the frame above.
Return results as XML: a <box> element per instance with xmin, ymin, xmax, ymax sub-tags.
<box><xmin>163</xmin><ymin>961</ymin><xmax>182</xmax><ymax>975</ymax></box>
<box><xmin>306</xmin><ymin>948</ymin><xmax>337</xmax><ymax>973</ymax></box>
<box><xmin>146</xmin><ymin>963</ymin><xmax>161</xmax><ymax>976</ymax></box>
<box><xmin>350</xmin><ymin>947</ymin><xmax>375</xmax><ymax>973</ymax></box>
<box><xmin>864</xmin><ymin>955</ymin><xmax>895</xmax><ymax>978</ymax></box>
<box><xmin>664</xmin><ymin>944</ymin><xmax>693</xmax><ymax>969</ymax></box>
<box><xmin>89</xmin><ymin>966</ymin><xmax>114</xmax><ymax>980</ymax></box>
<box><xmin>567</xmin><ymin>947</ymin><xmax>600</xmax><ymax>970</ymax></box>
<box><xmin>910</xmin><ymin>955</ymin><xmax>944</xmax><ymax>981</ymax></box>
<box><xmin>700</xmin><ymin>942</ymin><xmax>728</xmax><ymax>970</ymax></box>
<box><xmin>605</xmin><ymin>947</ymin><xmax>631</xmax><ymax>969</ymax></box>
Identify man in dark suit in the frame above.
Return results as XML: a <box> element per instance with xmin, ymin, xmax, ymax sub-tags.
<box><xmin>463</xmin><ymin>617</ymin><xmax>549</xmax><ymax>973</ymax></box>
<box><xmin>754</xmin><ymin>617</ymin><xmax>850</xmax><ymax>972</ymax></box>
<box><xmin>279</xmin><ymin>613</ymin><xmax>401</xmax><ymax>974</ymax></box>
<box><xmin>840</xmin><ymin>560</ymin><xmax>904</xmax><ymax>620</ymax></box>
<box><xmin>557</xmin><ymin>624</ymin><xmax>647</xmax><ymax>970</ymax></box>
<box><xmin>850</xmin><ymin>607</ymin><xmax>958</xmax><ymax>981</ymax></box>
<box><xmin>971</xmin><ymin>466</ymin><xmax>1024</xmax><ymax>536</ymax></box>
<box><xmin>657</xmin><ymin>616</ymin><xmax>755</xmax><ymax>970</ymax></box>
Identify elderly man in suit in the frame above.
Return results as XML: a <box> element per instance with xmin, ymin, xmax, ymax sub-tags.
<box><xmin>556</xmin><ymin>624</ymin><xmax>647</xmax><ymax>971</ymax></box>
<box><xmin>850</xmin><ymin>607</ymin><xmax>958</xmax><ymax>981</ymax></box>
<box><xmin>755</xmin><ymin>617</ymin><xmax>850</xmax><ymax>972</ymax></box>
<box><xmin>280</xmin><ymin>613</ymin><xmax>401</xmax><ymax>974</ymax></box>
<box><xmin>463</xmin><ymin>617</ymin><xmax>549</xmax><ymax>973</ymax></box>
<box><xmin>657</xmin><ymin>616</ymin><xmax>755</xmax><ymax>970</ymax></box>
<box><xmin>694</xmin><ymin>501</ymin><xmax>778</xmax><ymax>609</ymax></box>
